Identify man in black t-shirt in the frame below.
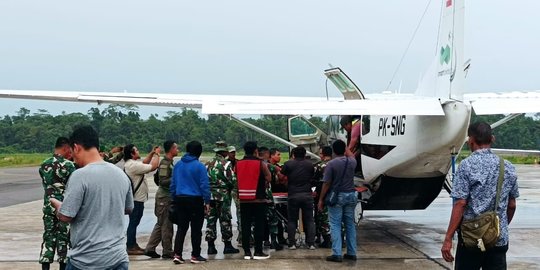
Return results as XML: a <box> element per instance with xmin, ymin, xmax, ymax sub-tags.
<box><xmin>281</xmin><ymin>146</ymin><xmax>316</xmax><ymax>250</ymax></box>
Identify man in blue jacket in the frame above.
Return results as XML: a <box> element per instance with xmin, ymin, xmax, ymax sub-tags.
<box><xmin>170</xmin><ymin>141</ymin><xmax>210</xmax><ymax>265</ymax></box>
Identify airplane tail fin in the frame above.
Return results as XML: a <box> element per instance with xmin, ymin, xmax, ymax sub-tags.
<box><xmin>416</xmin><ymin>0</ymin><xmax>465</xmax><ymax>100</ymax></box>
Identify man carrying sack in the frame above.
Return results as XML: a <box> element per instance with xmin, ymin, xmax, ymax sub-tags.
<box><xmin>441</xmin><ymin>122</ymin><xmax>519</xmax><ymax>269</ymax></box>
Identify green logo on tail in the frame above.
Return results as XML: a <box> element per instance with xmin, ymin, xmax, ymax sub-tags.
<box><xmin>440</xmin><ymin>45</ymin><xmax>451</xmax><ymax>65</ymax></box>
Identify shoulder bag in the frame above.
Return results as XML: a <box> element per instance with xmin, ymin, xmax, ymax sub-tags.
<box><xmin>460</xmin><ymin>157</ymin><xmax>504</xmax><ymax>251</ymax></box>
<box><xmin>325</xmin><ymin>157</ymin><xmax>349</xmax><ymax>207</ymax></box>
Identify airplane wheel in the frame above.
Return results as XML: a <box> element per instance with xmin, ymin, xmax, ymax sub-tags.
<box><xmin>354</xmin><ymin>201</ymin><xmax>363</xmax><ymax>225</ymax></box>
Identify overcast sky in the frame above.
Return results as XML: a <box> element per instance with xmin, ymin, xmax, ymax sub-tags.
<box><xmin>0</xmin><ymin>0</ymin><xmax>538</xmax><ymax>118</ymax></box>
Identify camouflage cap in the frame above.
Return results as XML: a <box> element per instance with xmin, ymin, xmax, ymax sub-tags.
<box><xmin>213</xmin><ymin>140</ymin><xmax>228</xmax><ymax>152</ymax></box>
<box><xmin>227</xmin><ymin>146</ymin><xmax>236</xmax><ymax>152</ymax></box>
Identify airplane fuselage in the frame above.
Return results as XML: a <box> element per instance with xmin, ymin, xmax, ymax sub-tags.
<box><xmin>355</xmin><ymin>101</ymin><xmax>471</xmax><ymax>210</ymax></box>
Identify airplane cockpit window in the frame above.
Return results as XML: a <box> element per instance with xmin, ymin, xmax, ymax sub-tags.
<box><xmin>290</xmin><ymin>116</ymin><xmax>317</xmax><ymax>137</ymax></box>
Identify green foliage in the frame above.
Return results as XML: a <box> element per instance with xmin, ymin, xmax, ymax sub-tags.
<box><xmin>0</xmin><ymin>106</ymin><xmax>327</xmax><ymax>154</ymax></box>
<box><xmin>0</xmin><ymin>106</ymin><xmax>538</xmax><ymax>158</ymax></box>
<box><xmin>470</xmin><ymin>114</ymin><xmax>540</xmax><ymax>149</ymax></box>
<box><xmin>0</xmin><ymin>153</ymin><xmax>49</xmax><ymax>167</ymax></box>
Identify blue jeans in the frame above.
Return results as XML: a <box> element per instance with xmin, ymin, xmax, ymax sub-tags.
<box><xmin>127</xmin><ymin>201</ymin><xmax>144</xmax><ymax>248</ymax></box>
<box><xmin>67</xmin><ymin>260</ymin><xmax>128</xmax><ymax>270</ymax></box>
<box><xmin>328</xmin><ymin>191</ymin><xmax>357</xmax><ymax>257</ymax></box>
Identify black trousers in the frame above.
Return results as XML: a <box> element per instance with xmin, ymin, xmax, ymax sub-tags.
<box><xmin>173</xmin><ymin>196</ymin><xmax>205</xmax><ymax>257</ymax></box>
<box><xmin>455</xmin><ymin>234</ymin><xmax>508</xmax><ymax>270</ymax></box>
<box><xmin>287</xmin><ymin>193</ymin><xmax>315</xmax><ymax>246</ymax></box>
<box><xmin>240</xmin><ymin>202</ymin><xmax>267</xmax><ymax>254</ymax></box>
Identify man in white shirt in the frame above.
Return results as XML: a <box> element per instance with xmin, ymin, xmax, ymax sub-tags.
<box><xmin>123</xmin><ymin>143</ymin><xmax>161</xmax><ymax>255</ymax></box>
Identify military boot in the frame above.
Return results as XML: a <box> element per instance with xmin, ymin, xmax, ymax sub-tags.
<box><xmin>270</xmin><ymin>234</ymin><xmax>283</xmax><ymax>251</ymax></box>
<box><xmin>319</xmin><ymin>235</ymin><xmax>331</xmax><ymax>248</ymax></box>
<box><xmin>223</xmin><ymin>241</ymin><xmax>240</xmax><ymax>254</ymax></box>
<box><xmin>207</xmin><ymin>241</ymin><xmax>218</xmax><ymax>255</ymax></box>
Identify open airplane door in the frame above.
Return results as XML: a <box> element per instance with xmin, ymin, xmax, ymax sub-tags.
<box><xmin>287</xmin><ymin>116</ymin><xmax>328</xmax><ymax>157</ymax></box>
<box><xmin>324</xmin><ymin>67</ymin><xmax>365</xmax><ymax>100</ymax></box>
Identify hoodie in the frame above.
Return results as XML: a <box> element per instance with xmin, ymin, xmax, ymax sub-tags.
<box><xmin>170</xmin><ymin>154</ymin><xmax>210</xmax><ymax>204</ymax></box>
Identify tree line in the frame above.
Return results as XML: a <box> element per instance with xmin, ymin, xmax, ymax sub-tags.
<box><xmin>0</xmin><ymin>105</ymin><xmax>538</xmax><ymax>153</ymax></box>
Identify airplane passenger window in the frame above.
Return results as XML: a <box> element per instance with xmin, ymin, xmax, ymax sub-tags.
<box><xmin>290</xmin><ymin>117</ymin><xmax>317</xmax><ymax>137</ymax></box>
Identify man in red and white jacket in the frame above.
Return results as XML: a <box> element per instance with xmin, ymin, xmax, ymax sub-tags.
<box><xmin>235</xmin><ymin>141</ymin><xmax>271</xmax><ymax>260</ymax></box>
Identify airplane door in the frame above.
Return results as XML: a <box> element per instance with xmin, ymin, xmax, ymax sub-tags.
<box><xmin>324</xmin><ymin>67</ymin><xmax>365</xmax><ymax>100</ymax></box>
<box><xmin>287</xmin><ymin>116</ymin><xmax>328</xmax><ymax>156</ymax></box>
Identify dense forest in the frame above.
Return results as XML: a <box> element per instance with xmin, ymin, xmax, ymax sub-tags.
<box><xmin>0</xmin><ymin>105</ymin><xmax>538</xmax><ymax>153</ymax></box>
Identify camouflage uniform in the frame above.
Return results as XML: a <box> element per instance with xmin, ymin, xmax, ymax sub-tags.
<box><xmin>103</xmin><ymin>151</ymin><xmax>124</xmax><ymax>164</ymax></box>
<box><xmin>313</xmin><ymin>160</ymin><xmax>330</xmax><ymax>239</ymax></box>
<box><xmin>38</xmin><ymin>154</ymin><xmax>76</xmax><ymax>264</ymax></box>
<box><xmin>205</xmin><ymin>154</ymin><xmax>235</xmax><ymax>242</ymax></box>
<box><xmin>266</xmin><ymin>164</ymin><xmax>280</xmax><ymax>236</ymax></box>
<box><xmin>228</xmin><ymin>160</ymin><xmax>242</xmax><ymax>243</ymax></box>
<box><xmin>145</xmin><ymin>157</ymin><xmax>174</xmax><ymax>257</ymax></box>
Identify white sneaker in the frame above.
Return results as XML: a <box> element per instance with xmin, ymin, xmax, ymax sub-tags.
<box><xmin>253</xmin><ymin>252</ymin><xmax>270</xmax><ymax>260</ymax></box>
<box><xmin>288</xmin><ymin>245</ymin><xmax>296</xmax><ymax>250</ymax></box>
<box><xmin>243</xmin><ymin>254</ymin><xmax>252</xmax><ymax>260</ymax></box>
<box><xmin>308</xmin><ymin>245</ymin><xmax>316</xmax><ymax>250</ymax></box>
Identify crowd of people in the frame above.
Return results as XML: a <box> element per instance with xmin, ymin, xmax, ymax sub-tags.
<box><xmin>38</xmin><ymin>125</ymin><xmax>360</xmax><ymax>269</ymax></box>
<box><xmin>37</xmin><ymin>121</ymin><xmax>519</xmax><ymax>269</ymax></box>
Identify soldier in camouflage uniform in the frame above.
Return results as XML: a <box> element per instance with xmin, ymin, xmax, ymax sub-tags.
<box><xmin>205</xmin><ymin>141</ymin><xmax>240</xmax><ymax>255</ymax></box>
<box><xmin>266</xmin><ymin>148</ymin><xmax>284</xmax><ymax>250</ymax></box>
<box><xmin>101</xmin><ymin>146</ymin><xmax>124</xmax><ymax>164</ymax></box>
<box><xmin>226</xmin><ymin>146</ymin><xmax>242</xmax><ymax>244</ymax></box>
<box><xmin>269</xmin><ymin>148</ymin><xmax>288</xmax><ymax>245</ymax></box>
<box><xmin>39</xmin><ymin>137</ymin><xmax>76</xmax><ymax>270</ymax></box>
<box><xmin>144</xmin><ymin>140</ymin><xmax>178</xmax><ymax>259</ymax></box>
<box><xmin>313</xmin><ymin>146</ymin><xmax>333</xmax><ymax>248</ymax></box>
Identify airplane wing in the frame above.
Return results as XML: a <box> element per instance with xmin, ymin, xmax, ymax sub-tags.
<box><xmin>0</xmin><ymin>89</ymin><xmax>334</xmax><ymax>109</ymax></box>
<box><xmin>0</xmin><ymin>89</ymin><xmax>445</xmax><ymax>116</ymax></box>
<box><xmin>464</xmin><ymin>91</ymin><xmax>540</xmax><ymax>115</ymax></box>
<box><xmin>202</xmin><ymin>97</ymin><xmax>445</xmax><ymax>116</ymax></box>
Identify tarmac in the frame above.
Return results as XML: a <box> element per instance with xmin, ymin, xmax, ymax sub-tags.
<box><xmin>1</xmin><ymin>165</ymin><xmax>539</xmax><ymax>269</ymax></box>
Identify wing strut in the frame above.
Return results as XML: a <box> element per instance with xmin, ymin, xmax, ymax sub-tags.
<box><xmin>229</xmin><ymin>115</ymin><xmax>320</xmax><ymax>160</ymax></box>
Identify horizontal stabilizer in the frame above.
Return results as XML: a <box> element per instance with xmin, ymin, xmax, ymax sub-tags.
<box><xmin>465</xmin><ymin>91</ymin><xmax>540</xmax><ymax>115</ymax></box>
<box><xmin>202</xmin><ymin>98</ymin><xmax>444</xmax><ymax>116</ymax></box>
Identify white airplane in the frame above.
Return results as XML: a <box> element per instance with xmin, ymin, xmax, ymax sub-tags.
<box><xmin>0</xmin><ymin>0</ymin><xmax>539</xmax><ymax>213</ymax></box>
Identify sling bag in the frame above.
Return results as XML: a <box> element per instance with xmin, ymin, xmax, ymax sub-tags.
<box><xmin>460</xmin><ymin>157</ymin><xmax>504</xmax><ymax>251</ymax></box>
<box><xmin>124</xmin><ymin>169</ymin><xmax>145</xmax><ymax>195</ymax></box>
<box><xmin>325</xmin><ymin>157</ymin><xmax>349</xmax><ymax>207</ymax></box>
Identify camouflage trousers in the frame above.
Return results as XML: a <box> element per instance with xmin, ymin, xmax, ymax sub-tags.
<box><xmin>39</xmin><ymin>204</ymin><xmax>69</xmax><ymax>263</ymax></box>
<box><xmin>205</xmin><ymin>199</ymin><xmax>233</xmax><ymax>242</ymax></box>
<box><xmin>315</xmin><ymin>206</ymin><xmax>330</xmax><ymax>237</ymax></box>
<box><xmin>266</xmin><ymin>202</ymin><xmax>279</xmax><ymax>236</ymax></box>
<box><xmin>231</xmin><ymin>190</ymin><xmax>242</xmax><ymax>242</ymax></box>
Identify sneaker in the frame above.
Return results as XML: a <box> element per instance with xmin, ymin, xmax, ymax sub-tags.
<box><xmin>326</xmin><ymin>255</ymin><xmax>343</xmax><ymax>263</ymax></box>
<box><xmin>288</xmin><ymin>244</ymin><xmax>296</xmax><ymax>250</ymax></box>
<box><xmin>190</xmin><ymin>255</ymin><xmax>207</xmax><ymax>264</ymax></box>
<box><xmin>243</xmin><ymin>253</ymin><xmax>252</xmax><ymax>260</ymax></box>
<box><xmin>127</xmin><ymin>247</ymin><xmax>145</xmax><ymax>256</ymax></box>
<box><xmin>172</xmin><ymin>255</ymin><xmax>185</xmax><ymax>264</ymax></box>
<box><xmin>343</xmin><ymin>254</ymin><xmax>357</xmax><ymax>261</ymax></box>
<box><xmin>308</xmin><ymin>245</ymin><xmax>316</xmax><ymax>250</ymax></box>
<box><xmin>144</xmin><ymin>250</ymin><xmax>161</xmax><ymax>258</ymax></box>
<box><xmin>253</xmin><ymin>252</ymin><xmax>270</xmax><ymax>260</ymax></box>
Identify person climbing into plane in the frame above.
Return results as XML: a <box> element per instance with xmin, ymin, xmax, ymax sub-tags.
<box><xmin>340</xmin><ymin>115</ymin><xmax>363</xmax><ymax>177</ymax></box>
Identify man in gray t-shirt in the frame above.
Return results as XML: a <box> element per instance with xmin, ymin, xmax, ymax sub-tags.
<box><xmin>51</xmin><ymin>126</ymin><xmax>134</xmax><ymax>270</ymax></box>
